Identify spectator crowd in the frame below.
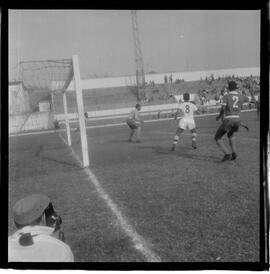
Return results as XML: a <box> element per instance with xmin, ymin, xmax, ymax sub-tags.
<box><xmin>142</xmin><ymin>73</ymin><xmax>260</xmax><ymax>106</ymax></box>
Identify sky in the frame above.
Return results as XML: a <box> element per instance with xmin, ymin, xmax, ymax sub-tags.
<box><xmin>9</xmin><ymin>10</ymin><xmax>260</xmax><ymax>80</ymax></box>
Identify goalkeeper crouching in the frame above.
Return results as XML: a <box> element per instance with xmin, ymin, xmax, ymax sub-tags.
<box><xmin>126</xmin><ymin>103</ymin><xmax>144</xmax><ymax>143</ymax></box>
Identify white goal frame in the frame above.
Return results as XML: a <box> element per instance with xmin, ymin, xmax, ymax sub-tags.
<box><xmin>62</xmin><ymin>54</ymin><xmax>89</xmax><ymax>167</ymax></box>
<box><xmin>72</xmin><ymin>55</ymin><xmax>89</xmax><ymax>167</ymax></box>
<box><xmin>17</xmin><ymin>54</ymin><xmax>89</xmax><ymax>167</ymax></box>
<box><xmin>70</xmin><ymin>55</ymin><xmax>90</xmax><ymax>167</ymax></box>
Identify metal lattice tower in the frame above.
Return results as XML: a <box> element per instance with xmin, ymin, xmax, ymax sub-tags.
<box><xmin>131</xmin><ymin>10</ymin><xmax>146</xmax><ymax>96</ymax></box>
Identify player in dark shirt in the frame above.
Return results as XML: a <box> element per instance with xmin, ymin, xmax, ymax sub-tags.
<box><xmin>214</xmin><ymin>81</ymin><xmax>249</xmax><ymax>162</ymax></box>
<box><xmin>216</xmin><ymin>88</ymin><xmax>249</xmax><ymax>131</ymax></box>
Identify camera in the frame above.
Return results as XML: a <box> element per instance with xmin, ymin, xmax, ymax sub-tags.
<box><xmin>44</xmin><ymin>202</ymin><xmax>65</xmax><ymax>242</ymax></box>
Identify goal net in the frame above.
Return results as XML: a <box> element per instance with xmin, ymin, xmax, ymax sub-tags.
<box><xmin>20</xmin><ymin>59</ymin><xmax>73</xmax><ymax>92</ymax></box>
<box><xmin>9</xmin><ymin>55</ymin><xmax>90</xmax><ymax>167</ymax></box>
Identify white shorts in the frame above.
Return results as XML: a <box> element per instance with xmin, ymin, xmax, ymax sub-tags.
<box><xmin>178</xmin><ymin>117</ymin><xmax>196</xmax><ymax>130</ymax></box>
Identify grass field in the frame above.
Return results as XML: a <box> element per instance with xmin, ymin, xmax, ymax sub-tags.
<box><xmin>8</xmin><ymin>110</ymin><xmax>260</xmax><ymax>262</ymax></box>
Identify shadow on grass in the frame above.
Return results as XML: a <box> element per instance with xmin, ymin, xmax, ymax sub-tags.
<box><xmin>39</xmin><ymin>155</ymin><xmax>80</xmax><ymax>168</ymax></box>
<box><xmin>138</xmin><ymin>145</ymin><xmax>221</xmax><ymax>163</ymax></box>
<box><xmin>35</xmin><ymin>143</ymin><xmax>71</xmax><ymax>156</ymax></box>
<box><xmin>35</xmin><ymin>144</ymin><xmax>81</xmax><ymax>169</ymax></box>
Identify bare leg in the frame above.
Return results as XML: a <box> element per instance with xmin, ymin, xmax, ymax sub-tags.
<box><xmin>228</xmin><ymin>136</ymin><xmax>236</xmax><ymax>153</ymax></box>
<box><xmin>171</xmin><ymin>128</ymin><xmax>183</xmax><ymax>151</ymax></box>
<box><xmin>135</xmin><ymin>126</ymin><xmax>142</xmax><ymax>142</ymax></box>
<box><xmin>191</xmin><ymin>129</ymin><xmax>197</xmax><ymax>149</ymax></box>
<box><xmin>215</xmin><ymin>125</ymin><xmax>231</xmax><ymax>161</ymax></box>
<box><xmin>216</xmin><ymin>138</ymin><xmax>229</xmax><ymax>155</ymax></box>
<box><xmin>128</xmin><ymin>129</ymin><xmax>135</xmax><ymax>141</ymax></box>
<box><xmin>228</xmin><ymin>136</ymin><xmax>237</xmax><ymax>160</ymax></box>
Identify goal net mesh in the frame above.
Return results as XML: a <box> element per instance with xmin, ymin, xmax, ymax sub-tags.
<box><xmin>9</xmin><ymin>59</ymin><xmax>74</xmax><ymax>134</ymax></box>
<box><xmin>10</xmin><ymin>56</ymin><xmax>90</xmax><ymax>174</ymax></box>
<box><xmin>19</xmin><ymin>59</ymin><xmax>73</xmax><ymax>93</ymax></box>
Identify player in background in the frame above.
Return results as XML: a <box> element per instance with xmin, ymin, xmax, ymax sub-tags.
<box><xmin>216</xmin><ymin>87</ymin><xmax>228</xmax><ymax>122</ymax></box>
<box><xmin>126</xmin><ymin>103</ymin><xmax>144</xmax><ymax>143</ymax></box>
<box><xmin>216</xmin><ymin>86</ymin><xmax>249</xmax><ymax>131</ymax></box>
<box><xmin>214</xmin><ymin>80</ymin><xmax>249</xmax><ymax>162</ymax></box>
<box><xmin>171</xmin><ymin>93</ymin><xmax>199</xmax><ymax>151</ymax></box>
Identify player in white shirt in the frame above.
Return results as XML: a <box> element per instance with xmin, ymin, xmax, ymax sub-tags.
<box><xmin>171</xmin><ymin>93</ymin><xmax>199</xmax><ymax>151</ymax></box>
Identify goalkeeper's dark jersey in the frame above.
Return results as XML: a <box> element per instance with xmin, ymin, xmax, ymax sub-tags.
<box><xmin>221</xmin><ymin>90</ymin><xmax>248</xmax><ymax>119</ymax></box>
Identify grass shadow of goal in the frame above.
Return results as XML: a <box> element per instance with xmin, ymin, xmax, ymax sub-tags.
<box><xmin>35</xmin><ymin>144</ymin><xmax>81</xmax><ymax>169</ymax></box>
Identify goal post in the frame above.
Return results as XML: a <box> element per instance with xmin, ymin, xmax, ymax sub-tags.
<box><xmin>62</xmin><ymin>91</ymin><xmax>71</xmax><ymax>146</ymax></box>
<box><xmin>72</xmin><ymin>54</ymin><xmax>89</xmax><ymax>167</ymax></box>
<box><xmin>17</xmin><ymin>55</ymin><xmax>90</xmax><ymax>168</ymax></box>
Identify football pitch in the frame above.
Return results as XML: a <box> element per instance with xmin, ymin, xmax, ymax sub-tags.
<box><xmin>9</xmin><ymin>110</ymin><xmax>260</xmax><ymax>262</ymax></box>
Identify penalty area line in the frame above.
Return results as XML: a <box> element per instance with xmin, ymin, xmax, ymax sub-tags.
<box><xmin>58</xmin><ymin>133</ymin><xmax>161</xmax><ymax>263</ymax></box>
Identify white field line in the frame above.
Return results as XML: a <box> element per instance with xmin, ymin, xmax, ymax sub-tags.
<box><xmin>154</xmin><ymin>131</ymin><xmax>260</xmax><ymax>142</ymax></box>
<box><xmin>9</xmin><ymin>109</ymin><xmax>257</xmax><ymax>138</ymax></box>
<box><xmin>58</xmin><ymin>133</ymin><xmax>161</xmax><ymax>262</ymax></box>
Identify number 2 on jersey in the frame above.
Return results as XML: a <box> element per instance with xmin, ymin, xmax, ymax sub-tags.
<box><xmin>232</xmin><ymin>96</ymin><xmax>239</xmax><ymax>108</ymax></box>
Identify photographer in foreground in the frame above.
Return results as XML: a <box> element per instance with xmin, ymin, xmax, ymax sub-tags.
<box><xmin>8</xmin><ymin>193</ymin><xmax>74</xmax><ymax>262</ymax></box>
